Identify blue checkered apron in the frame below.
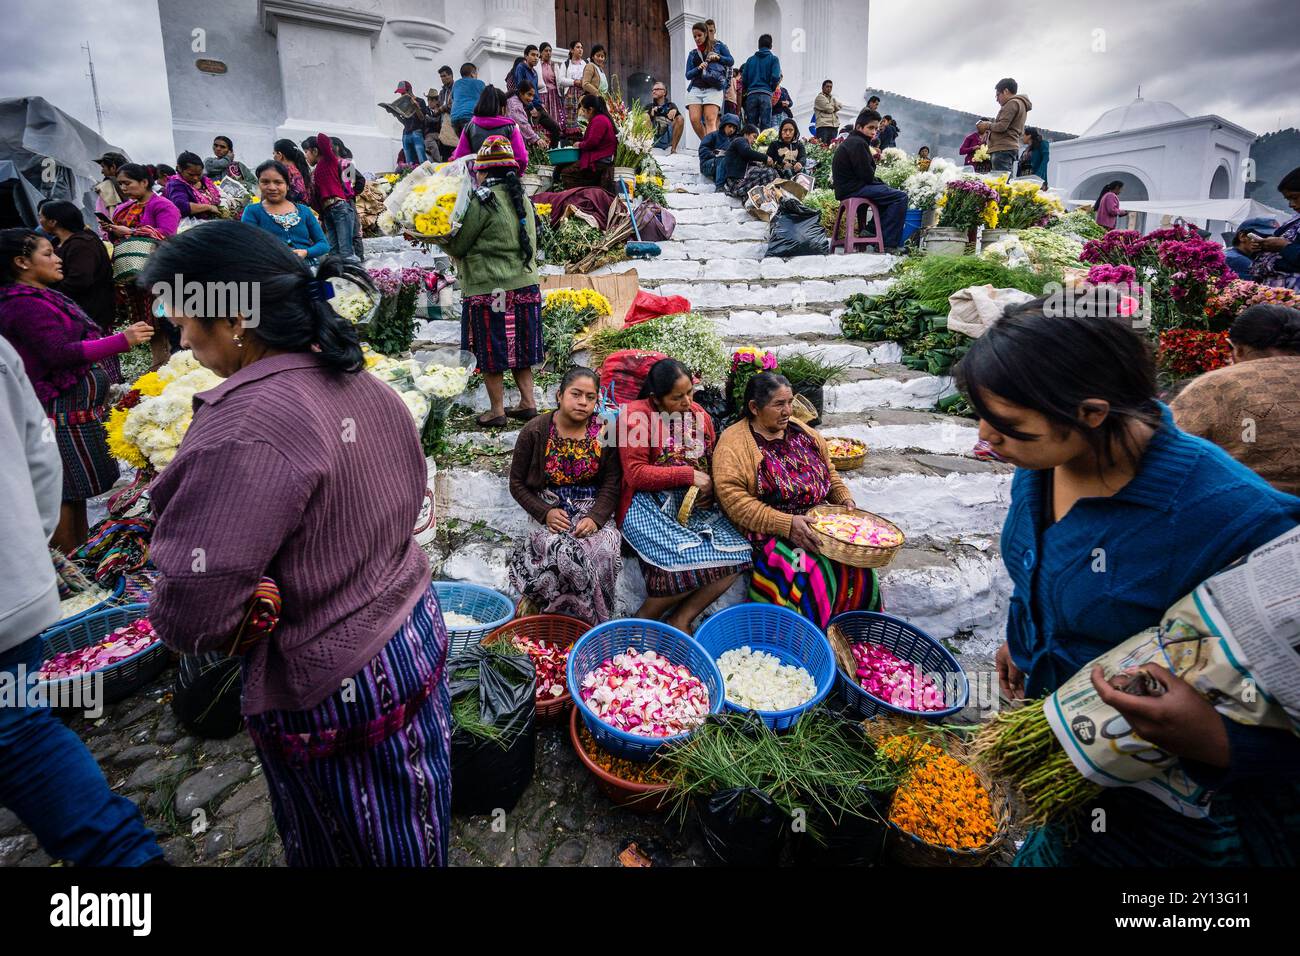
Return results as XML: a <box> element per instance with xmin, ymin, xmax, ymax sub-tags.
<box><xmin>621</xmin><ymin>489</ymin><xmax>753</xmax><ymax>571</ymax></box>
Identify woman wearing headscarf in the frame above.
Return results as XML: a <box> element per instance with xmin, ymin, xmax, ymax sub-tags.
<box><xmin>440</xmin><ymin>135</ymin><xmax>542</xmax><ymax>427</ymax></box>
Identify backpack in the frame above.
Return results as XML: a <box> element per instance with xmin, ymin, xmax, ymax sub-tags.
<box><xmin>466</xmin><ymin>120</ymin><xmax>518</xmax><ymax>155</ymax></box>
<box><xmin>600</xmin><ymin>349</ymin><xmax>669</xmax><ymax>407</ymax></box>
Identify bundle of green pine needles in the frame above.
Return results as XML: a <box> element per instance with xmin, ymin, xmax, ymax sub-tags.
<box><xmin>657</xmin><ymin>711</ymin><xmax>905</xmax><ymax>841</ymax></box>
<box><xmin>970</xmin><ymin>703</ymin><xmax>1101</xmax><ymax>826</ymax></box>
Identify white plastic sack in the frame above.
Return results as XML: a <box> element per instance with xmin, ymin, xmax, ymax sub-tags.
<box><xmin>384</xmin><ymin>156</ymin><xmax>474</xmax><ymax>242</ymax></box>
<box><xmin>946</xmin><ymin>285</ymin><xmax>1038</xmax><ymax>338</ymax></box>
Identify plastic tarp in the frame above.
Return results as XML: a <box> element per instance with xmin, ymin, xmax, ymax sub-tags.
<box><xmin>0</xmin><ymin>97</ymin><xmax>129</xmax><ymax>227</ymax></box>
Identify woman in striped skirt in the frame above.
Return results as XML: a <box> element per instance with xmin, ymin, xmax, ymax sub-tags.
<box><xmin>142</xmin><ymin>222</ymin><xmax>451</xmax><ymax>866</ymax></box>
<box><xmin>0</xmin><ymin>229</ymin><xmax>154</xmax><ymax>550</ymax></box>
<box><xmin>713</xmin><ymin>372</ymin><xmax>881</xmax><ymax>630</ymax></box>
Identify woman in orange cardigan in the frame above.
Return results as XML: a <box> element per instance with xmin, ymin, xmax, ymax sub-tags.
<box><xmin>618</xmin><ymin>359</ymin><xmax>751</xmax><ymax>633</ymax></box>
<box><xmin>714</xmin><ymin>372</ymin><xmax>882</xmax><ymax>628</ymax></box>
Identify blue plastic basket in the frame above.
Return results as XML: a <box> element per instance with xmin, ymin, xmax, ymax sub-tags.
<box><xmin>829</xmin><ymin>611</ymin><xmax>968</xmax><ymax>721</ymax></box>
<box><xmin>567</xmin><ymin>619</ymin><xmax>724</xmax><ymax>761</ymax></box>
<box><xmin>44</xmin><ymin>577</ymin><xmax>126</xmax><ymax>635</ymax></box>
<box><xmin>39</xmin><ymin>603</ymin><xmax>169</xmax><ymax>707</ymax></box>
<box><xmin>433</xmin><ymin>581</ymin><xmax>515</xmax><ymax>655</ymax></box>
<box><xmin>694</xmin><ymin>604</ymin><xmax>835</xmax><ymax>729</ymax></box>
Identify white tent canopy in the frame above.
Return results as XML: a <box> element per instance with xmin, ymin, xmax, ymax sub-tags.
<box><xmin>1065</xmin><ymin>195</ymin><xmax>1291</xmax><ymax>226</ymax></box>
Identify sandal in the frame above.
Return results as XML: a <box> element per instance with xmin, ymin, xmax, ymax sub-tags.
<box><xmin>507</xmin><ymin>406</ymin><xmax>539</xmax><ymax>422</ymax></box>
<box><xmin>476</xmin><ymin>413</ymin><xmax>508</xmax><ymax>428</ymax></box>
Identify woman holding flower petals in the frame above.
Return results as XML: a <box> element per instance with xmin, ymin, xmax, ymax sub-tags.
<box><xmin>714</xmin><ymin>371</ymin><xmax>882</xmax><ymax>629</ymax></box>
<box><xmin>508</xmin><ymin>367</ymin><xmax>623</xmax><ymax>624</ymax></box>
<box><xmin>141</xmin><ymin>221</ymin><xmax>452</xmax><ymax>867</ymax></box>
<box><xmin>440</xmin><ymin>135</ymin><xmax>542</xmax><ymax>427</ymax></box>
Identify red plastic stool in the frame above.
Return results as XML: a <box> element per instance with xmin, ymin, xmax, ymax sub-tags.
<box><xmin>830</xmin><ymin>198</ymin><xmax>886</xmax><ymax>254</ymax></box>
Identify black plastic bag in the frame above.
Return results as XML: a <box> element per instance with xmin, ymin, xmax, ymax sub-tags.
<box><xmin>697</xmin><ymin>787</ymin><xmax>789</xmax><ymax>866</ymax></box>
<box><xmin>694</xmin><ymin>385</ymin><xmax>732</xmax><ymax>434</ymax></box>
<box><xmin>172</xmin><ymin>652</ymin><xmax>243</xmax><ymax>739</ymax></box>
<box><xmin>765</xmin><ymin>197</ymin><xmax>830</xmax><ymax>258</ymax></box>
<box><xmin>449</xmin><ymin>646</ymin><xmax>536</xmax><ymax>816</ymax></box>
<box><xmin>791</xmin><ymin>785</ymin><xmax>891</xmax><ymax>866</ymax></box>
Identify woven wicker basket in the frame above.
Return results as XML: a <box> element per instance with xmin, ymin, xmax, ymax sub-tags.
<box><xmin>482</xmin><ymin>614</ymin><xmax>588</xmax><ymax>723</ymax></box>
<box><xmin>825</xmin><ymin>436</ymin><xmax>868</xmax><ymax>472</ymax></box>
<box><xmin>677</xmin><ymin>485</ymin><xmax>699</xmax><ymax>525</ymax></box>
<box><xmin>807</xmin><ymin>505</ymin><xmax>905</xmax><ymax>569</ymax></box>
<box><xmin>790</xmin><ymin>393</ymin><xmax>818</xmax><ymax>424</ymax></box>
<box><xmin>867</xmin><ymin>719</ymin><xmax>1011</xmax><ymax>867</ymax></box>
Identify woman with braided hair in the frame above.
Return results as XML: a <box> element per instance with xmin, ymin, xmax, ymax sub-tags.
<box><xmin>441</xmin><ymin>134</ymin><xmax>543</xmax><ymax>427</ymax></box>
<box><xmin>140</xmin><ymin>221</ymin><xmax>452</xmax><ymax>866</ymax></box>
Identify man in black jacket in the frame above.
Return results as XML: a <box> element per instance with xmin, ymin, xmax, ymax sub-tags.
<box><xmin>831</xmin><ymin>109</ymin><xmax>907</xmax><ymax>252</ymax></box>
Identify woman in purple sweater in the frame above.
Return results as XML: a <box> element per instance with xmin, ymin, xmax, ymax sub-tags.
<box><xmin>107</xmin><ymin>163</ymin><xmax>180</xmax><ymax>368</ymax></box>
<box><xmin>0</xmin><ymin>229</ymin><xmax>154</xmax><ymax>550</ymax></box>
<box><xmin>141</xmin><ymin>221</ymin><xmax>451</xmax><ymax>867</ymax></box>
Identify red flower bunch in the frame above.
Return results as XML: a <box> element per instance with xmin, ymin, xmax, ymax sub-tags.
<box><xmin>116</xmin><ymin>388</ymin><xmax>142</xmax><ymax>411</ymax></box>
<box><xmin>1157</xmin><ymin>329</ymin><xmax>1232</xmax><ymax>378</ymax></box>
<box><xmin>1080</xmin><ymin>229</ymin><xmax>1150</xmax><ymax>267</ymax></box>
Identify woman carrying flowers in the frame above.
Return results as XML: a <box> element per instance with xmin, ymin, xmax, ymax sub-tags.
<box><xmin>440</xmin><ymin>135</ymin><xmax>542</xmax><ymax>427</ymax></box>
<box><xmin>956</xmin><ymin>298</ymin><xmax>1300</xmax><ymax>867</ymax></box>
<box><xmin>508</xmin><ymin>367</ymin><xmax>623</xmax><ymax>624</ymax></box>
<box><xmin>141</xmin><ymin>221</ymin><xmax>452</xmax><ymax>867</ymax></box>
<box><xmin>618</xmin><ymin>358</ymin><xmax>751</xmax><ymax>634</ymax></box>
<box><xmin>714</xmin><ymin>372</ymin><xmax>881</xmax><ymax>629</ymax></box>
<box><xmin>0</xmin><ymin>229</ymin><xmax>154</xmax><ymax>550</ymax></box>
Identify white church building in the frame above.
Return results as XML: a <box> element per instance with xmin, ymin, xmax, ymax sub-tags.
<box><xmin>156</xmin><ymin>0</ymin><xmax>871</xmax><ymax>173</ymax></box>
<box><xmin>1049</xmin><ymin>94</ymin><xmax>1257</xmax><ymax>234</ymax></box>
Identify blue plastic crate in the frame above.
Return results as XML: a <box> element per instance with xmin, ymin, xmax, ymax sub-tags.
<box><xmin>433</xmin><ymin>581</ymin><xmax>515</xmax><ymax>655</ymax></box>
<box><xmin>39</xmin><ymin>602</ymin><xmax>169</xmax><ymax>707</ymax></box>
<box><xmin>829</xmin><ymin>611</ymin><xmax>968</xmax><ymax>720</ymax></box>
<box><xmin>567</xmin><ymin>619</ymin><xmax>724</xmax><ymax>761</ymax></box>
<box><xmin>694</xmin><ymin>604</ymin><xmax>835</xmax><ymax>729</ymax></box>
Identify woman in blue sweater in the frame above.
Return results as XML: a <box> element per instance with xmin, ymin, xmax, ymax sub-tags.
<box><xmin>957</xmin><ymin>300</ymin><xmax>1300</xmax><ymax>866</ymax></box>
<box><xmin>241</xmin><ymin>161</ymin><xmax>329</xmax><ymax>268</ymax></box>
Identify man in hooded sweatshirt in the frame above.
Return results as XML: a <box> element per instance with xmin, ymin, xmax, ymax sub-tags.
<box><xmin>978</xmin><ymin>78</ymin><xmax>1032</xmax><ymax>175</ymax></box>
<box><xmin>739</xmin><ymin>35</ymin><xmax>782</xmax><ymax>132</ymax></box>
<box><xmin>699</xmin><ymin>112</ymin><xmax>740</xmax><ymax>189</ymax></box>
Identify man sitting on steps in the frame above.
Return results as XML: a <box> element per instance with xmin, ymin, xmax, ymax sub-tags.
<box><xmin>699</xmin><ymin>112</ymin><xmax>740</xmax><ymax>190</ymax></box>
<box><xmin>831</xmin><ymin>108</ymin><xmax>908</xmax><ymax>253</ymax></box>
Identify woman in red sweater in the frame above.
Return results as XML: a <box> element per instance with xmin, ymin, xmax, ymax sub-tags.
<box><xmin>561</xmin><ymin>94</ymin><xmax>617</xmax><ymax>190</ymax></box>
<box><xmin>617</xmin><ymin>359</ymin><xmax>751</xmax><ymax>633</ymax></box>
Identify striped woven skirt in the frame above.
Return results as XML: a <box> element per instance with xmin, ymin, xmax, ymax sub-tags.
<box><xmin>245</xmin><ymin>586</ymin><xmax>452</xmax><ymax>867</ymax></box>
<box><xmin>47</xmin><ymin>364</ymin><xmax>119</xmax><ymax>502</ymax></box>
<box><xmin>461</xmin><ymin>284</ymin><xmax>544</xmax><ymax>375</ymax></box>
<box><xmin>749</xmin><ymin>535</ymin><xmax>881</xmax><ymax>630</ymax></box>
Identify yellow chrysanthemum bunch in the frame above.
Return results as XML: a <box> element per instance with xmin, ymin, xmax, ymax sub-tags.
<box><xmin>413</xmin><ymin>208</ymin><xmax>452</xmax><ymax>235</ymax></box>
<box><xmin>105</xmin><ymin>406</ymin><xmax>148</xmax><ymax>470</ymax></box>
<box><xmin>534</xmin><ymin>203</ymin><xmax>553</xmax><ymax>218</ymax></box>
<box><xmin>132</xmin><ymin>371</ymin><xmax>165</xmax><ymax>398</ymax></box>
<box><xmin>543</xmin><ymin>288</ymin><xmax>612</xmax><ymax>317</ymax></box>
<box><xmin>982</xmin><ymin>200</ymin><xmax>1000</xmax><ymax>229</ymax></box>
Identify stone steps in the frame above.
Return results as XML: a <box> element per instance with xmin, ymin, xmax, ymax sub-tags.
<box><xmin>586</xmin><ymin>251</ymin><xmax>896</xmax><ymax>284</ymax></box>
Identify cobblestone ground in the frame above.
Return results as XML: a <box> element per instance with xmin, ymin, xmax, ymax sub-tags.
<box><xmin>0</xmin><ymin>663</ymin><xmax>717</xmax><ymax>868</ymax></box>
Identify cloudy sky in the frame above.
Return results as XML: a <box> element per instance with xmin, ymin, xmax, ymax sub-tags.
<box><xmin>0</xmin><ymin>0</ymin><xmax>1295</xmax><ymax>161</ymax></box>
